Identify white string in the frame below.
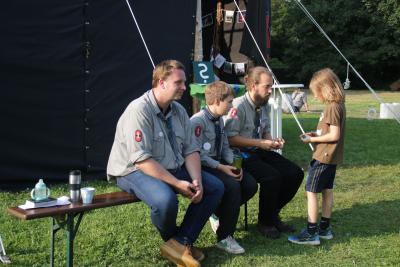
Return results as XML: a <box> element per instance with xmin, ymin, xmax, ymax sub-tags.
<box><xmin>232</xmin><ymin>0</ymin><xmax>314</xmax><ymax>151</ymax></box>
<box><xmin>293</xmin><ymin>0</ymin><xmax>400</xmax><ymax>124</ymax></box>
<box><xmin>124</xmin><ymin>0</ymin><xmax>155</xmax><ymax>69</ymax></box>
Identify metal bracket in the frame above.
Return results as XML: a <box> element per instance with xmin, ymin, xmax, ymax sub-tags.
<box><xmin>0</xmin><ymin>235</ymin><xmax>11</xmax><ymax>264</ymax></box>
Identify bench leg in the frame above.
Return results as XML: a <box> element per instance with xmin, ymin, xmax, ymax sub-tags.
<box><xmin>50</xmin><ymin>218</ymin><xmax>61</xmax><ymax>267</ymax></box>
<box><xmin>51</xmin><ymin>212</ymin><xmax>84</xmax><ymax>267</ymax></box>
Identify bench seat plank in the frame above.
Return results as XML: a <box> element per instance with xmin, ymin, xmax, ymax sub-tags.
<box><xmin>7</xmin><ymin>191</ymin><xmax>139</xmax><ymax>220</ymax></box>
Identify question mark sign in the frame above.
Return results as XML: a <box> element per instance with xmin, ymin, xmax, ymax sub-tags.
<box><xmin>198</xmin><ymin>63</ymin><xmax>209</xmax><ymax>84</ymax></box>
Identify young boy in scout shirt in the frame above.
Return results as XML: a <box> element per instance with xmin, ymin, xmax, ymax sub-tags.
<box><xmin>107</xmin><ymin>60</ymin><xmax>224</xmax><ymax>267</ymax></box>
<box><xmin>288</xmin><ymin>68</ymin><xmax>346</xmax><ymax>245</ymax></box>
<box><xmin>190</xmin><ymin>81</ymin><xmax>258</xmax><ymax>254</ymax></box>
<box><xmin>224</xmin><ymin>66</ymin><xmax>304</xmax><ymax>239</ymax></box>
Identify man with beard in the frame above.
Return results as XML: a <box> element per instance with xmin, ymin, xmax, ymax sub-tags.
<box><xmin>107</xmin><ymin>60</ymin><xmax>224</xmax><ymax>267</ymax></box>
<box><xmin>224</xmin><ymin>66</ymin><xmax>304</xmax><ymax>239</ymax></box>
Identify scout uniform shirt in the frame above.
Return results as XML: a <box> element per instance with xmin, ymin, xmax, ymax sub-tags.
<box><xmin>107</xmin><ymin>90</ymin><xmax>198</xmax><ymax>179</ymax></box>
<box><xmin>224</xmin><ymin>92</ymin><xmax>271</xmax><ymax>146</ymax></box>
<box><xmin>313</xmin><ymin>102</ymin><xmax>346</xmax><ymax>165</ymax></box>
<box><xmin>190</xmin><ymin>107</ymin><xmax>233</xmax><ymax>168</ymax></box>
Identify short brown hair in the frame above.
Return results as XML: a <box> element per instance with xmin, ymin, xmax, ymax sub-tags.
<box><xmin>152</xmin><ymin>60</ymin><xmax>185</xmax><ymax>87</ymax></box>
<box><xmin>245</xmin><ymin>66</ymin><xmax>273</xmax><ymax>90</ymax></box>
<box><xmin>309</xmin><ymin>68</ymin><xmax>345</xmax><ymax>103</ymax></box>
<box><xmin>205</xmin><ymin>81</ymin><xmax>234</xmax><ymax>105</ymax></box>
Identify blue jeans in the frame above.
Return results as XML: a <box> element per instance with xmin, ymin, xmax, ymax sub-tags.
<box><xmin>117</xmin><ymin>166</ymin><xmax>224</xmax><ymax>245</ymax></box>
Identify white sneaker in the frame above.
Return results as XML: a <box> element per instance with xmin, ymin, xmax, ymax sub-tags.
<box><xmin>209</xmin><ymin>214</ymin><xmax>219</xmax><ymax>233</ymax></box>
<box><xmin>216</xmin><ymin>236</ymin><xmax>245</xmax><ymax>254</ymax></box>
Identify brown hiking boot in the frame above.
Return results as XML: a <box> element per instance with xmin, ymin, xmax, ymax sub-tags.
<box><xmin>160</xmin><ymin>238</ymin><xmax>200</xmax><ymax>267</ymax></box>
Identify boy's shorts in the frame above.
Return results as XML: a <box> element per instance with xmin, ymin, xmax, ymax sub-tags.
<box><xmin>305</xmin><ymin>159</ymin><xmax>337</xmax><ymax>193</ymax></box>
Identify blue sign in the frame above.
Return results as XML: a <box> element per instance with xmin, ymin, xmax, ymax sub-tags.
<box><xmin>193</xmin><ymin>61</ymin><xmax>214</xmax><ymax>84</ymax></box>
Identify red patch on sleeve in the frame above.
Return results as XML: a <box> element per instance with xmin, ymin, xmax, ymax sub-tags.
<box><xmin>195</xmin><ymin>126</ymin><xmax>202</xmax><ymax>137</ymax></box>
<box><xmin>134</xmin><ymin>130</ymin><xmax>143</xmax><ymax>142</ymax></box>
<box><xmin>229</xmin><ymin>108</ymin><xmax>238</xmax><ymax>119</ymax></box>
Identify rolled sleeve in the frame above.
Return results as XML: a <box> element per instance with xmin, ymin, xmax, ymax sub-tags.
<box><xmin>183</xmin><ymin>112</ymin><xmax>200</xmax><ymax>156</ymax></box>
<box><xmin>221</xmin><ymin>134</ymin><xmax>234</xmax><ymax>164</ymax></box>
<box><xmin>201</xmin><ymin>155</ymin><xmax>220</xmax><ymax>169</ymax></box>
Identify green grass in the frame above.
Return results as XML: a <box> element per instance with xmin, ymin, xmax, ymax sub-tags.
<box><xmin>1</xmin><ymin>90</ymin><xmax>400</xmax><ymax>266</ymax></box>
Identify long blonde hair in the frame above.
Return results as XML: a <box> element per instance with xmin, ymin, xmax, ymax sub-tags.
<box><xmin>309</xmin><ymin>68</ymin><xmax>345</xmax><ymax>103</ymax></box>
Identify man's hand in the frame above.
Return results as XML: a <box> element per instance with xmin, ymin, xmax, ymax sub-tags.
<box><xmin>259</xmin><ymin>139</ymin><xmax>283</xmax><ymax>150</ymax></box>
<box><xmin>176</xmin><ymin>180</ymin><xmax>196</xmax><ymax>199</ymax></box>
<box><xmin>273</xmin><ymin>137</ymin><xmax>285</xmax><ymax>149</ymax></box>
<box><xmin>217</xmin><ymin>164</ymin><xmax>242</xmax><ymax>181</ymax></box>
<box><xmin>191</xmin><ymin>179</ymin><xmax>203</xmax><ymax>204</ymax></box>
<box><xmin>258</xmin><ymin>139</ymin><xmax>275</xmax><ymax>150</ymax></box>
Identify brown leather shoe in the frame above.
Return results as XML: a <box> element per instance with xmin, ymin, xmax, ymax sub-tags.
<box><xmin>160</xmin><ymin>238</ymin><xmax>200</xmax><ymax>267</ymax></box>
<box><xmin>191</xmin><ymin>246</ymin><xmax>205</xmax><ymax>262</ymax></box>
<box><xmin>257</xmin><ymin>224</ymin><xmax>281</xmax><ymax>239</ymax></box>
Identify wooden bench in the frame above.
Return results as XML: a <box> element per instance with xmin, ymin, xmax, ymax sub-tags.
<box><xmin>7</xmin><ymin>191</ymin><xmax>139</xmax><ymax>267</ymax></box>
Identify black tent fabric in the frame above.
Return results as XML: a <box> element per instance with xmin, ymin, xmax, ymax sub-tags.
<box><xmin>0</xmin><ymin>0</ymin><xmax>196</xmax><ymax>183</ymax></box>
<box><xmin>240</xmin><ymin>0</ymin><xmax>271</xmax><ymax>64</ymax></box>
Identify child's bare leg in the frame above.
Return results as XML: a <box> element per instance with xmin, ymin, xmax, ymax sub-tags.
<box><xmin>307</xmin><ymin>191</ymin><xmax>318</xmax><ymax>223</ymax></box>
<box><xmin>321</xmin><ymin>189</ymin><xmax>333</xmax><ymax>218</ymax></box>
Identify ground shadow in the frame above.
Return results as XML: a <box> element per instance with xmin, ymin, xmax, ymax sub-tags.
<box><xmin>199</xmin><ymin>199</ymin><xmax>400</xmax><ymax>266</ymax></box>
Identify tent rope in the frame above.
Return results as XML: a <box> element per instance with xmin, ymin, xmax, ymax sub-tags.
<box><xmin>232</xmin><ymin>0</ymin><xmax>314</xmax><ymax>151</ymax></box>
<box><xmin>292</xmin><ymin>0</ymin><xmax>400</xmax><ymax>124</ymax></box>
<box><xmin>124</xmin><ymin>0</ymin><xmax>155</xmax><ymax>69</ymax></box>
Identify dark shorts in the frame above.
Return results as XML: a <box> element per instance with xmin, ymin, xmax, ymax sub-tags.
<box><xmin>305</xmin><ymin>159</ymin><xmax>337</xmax><ymax>193</ymax></box>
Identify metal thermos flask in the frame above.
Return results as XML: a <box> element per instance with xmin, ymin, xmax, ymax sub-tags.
<box><xmin>69</xmin><ymin>170</ymin><xmax>81</xmax><ymax>203</ymax></box>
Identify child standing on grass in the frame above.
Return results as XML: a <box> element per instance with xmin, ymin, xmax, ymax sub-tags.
<box><xmin>288</xmin><ymin>68</ymin><xmax>346</xmax><ymax>245</ymax></box>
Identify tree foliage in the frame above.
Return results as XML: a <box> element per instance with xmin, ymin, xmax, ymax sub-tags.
<box><xmin>269</xmin><ymin>0</ymin><xmax>400</xmax><ymax>88</ymax></box>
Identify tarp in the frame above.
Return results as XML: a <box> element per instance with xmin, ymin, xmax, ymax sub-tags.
<box><xmin>0</xmin><ymin>0</ymin><xmax>196</xmax><ymax>182</ymax></box>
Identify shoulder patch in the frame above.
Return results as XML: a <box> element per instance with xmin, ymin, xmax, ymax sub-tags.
<box><xmin>228</xmin><ymin>108</ymin><xmax>238</xmax><ymax>119</ymax></box>
<box><xmin>195</xmin><ymin>125</ymin><xmax>202</xmax><ymax>137</ymax></box>
<box><xmin>135</xmin><ymin>130</ymin><xmax>143</xmax><ymax>142</ymax></box>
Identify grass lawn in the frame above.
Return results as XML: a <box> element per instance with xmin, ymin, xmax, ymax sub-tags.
<box><xmin>1</xmin><ymin>90</ymin><xmax>400</xmax><ymax>266</ymax></box>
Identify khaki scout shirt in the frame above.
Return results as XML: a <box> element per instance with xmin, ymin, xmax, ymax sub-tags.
<box><xmin>313</xmin><ymin>102</ymin><xmax>346</xmax><ymax>165</ymax></box>
<box><xmin>107</xmin><ymin>90</ymin><xmax>199</xmax><ymax>179</ymax></box>
<box><xmin>224</xmin><ymin>92</ymin><xmax>271</xmax><ymax>143</ymax></box>
<box><xmin>190</xmin><ymin>108</ymin><xmax>234</xmax><ymax>168</ymax></box>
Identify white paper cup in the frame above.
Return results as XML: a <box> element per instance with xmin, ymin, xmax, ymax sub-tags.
<box><xmin>81</xmin><ymin>187</ymin><xmax>95</xmax><ymax>204</ymax></box>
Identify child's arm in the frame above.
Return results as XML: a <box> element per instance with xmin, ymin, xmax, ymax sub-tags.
<box><xmin>301</xmin><ymin>124</ymin><xmax>340</xmax><ymax>143</ymax></box>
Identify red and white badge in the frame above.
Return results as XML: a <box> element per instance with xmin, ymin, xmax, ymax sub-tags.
<box><xmin>195</xmin><ymin>126</ymin><xmax>202</xmax><ymax>137</ymax></box>
<box><xmin>134</xmin><ymin>130</ymin><xmax>143</xmax><ymax>142</ymax></box>
<box><xmin>228</xmin><ymin>108</ymin><xmax>238</xmax><ymax>119</ymax></box>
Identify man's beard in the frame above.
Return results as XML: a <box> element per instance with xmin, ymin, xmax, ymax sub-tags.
<box><xmin>254</xmin><ymin>94</ymin><xmax>270</xmax><ymax>106</ymax></box>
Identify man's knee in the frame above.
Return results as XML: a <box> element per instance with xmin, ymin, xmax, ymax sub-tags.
<box><xmin>151</xmin><ymin>192</ymin><xmax>178</xmax><ymax>216</ymax></box>
<box><xmin>223</xmin><ymin>178</ymin><xmax>241</xmax><ymax>196</ymax></box>
<box><xmin>202</xmin><ymin>171</ymin><xmax>224</xmax><ymax>197</ymax></box>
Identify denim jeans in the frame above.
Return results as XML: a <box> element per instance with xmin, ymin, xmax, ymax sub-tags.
<box><xmin>117</xmin><ymin>166</ymin><xmax>224</xmax><ymax>245</ymax></box>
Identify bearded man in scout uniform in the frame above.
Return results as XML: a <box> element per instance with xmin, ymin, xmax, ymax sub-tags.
<box><xmin>190</xmin><ymin>81</ymin><xmax>257</xmax><ymax>254</ymax></box>
<box><xmin>107</xmin><ymin>60</ymin><xmax>224</xmax><ymax>267</ymax></box>
<box><xmin>224</xmin><ymin>66</ymin><xmax>304</xmax><ymax>239</ymax></box>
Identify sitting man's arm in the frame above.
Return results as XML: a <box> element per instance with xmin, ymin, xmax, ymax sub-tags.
<box><xmin>184</xmin><ymin>152</ymin><xmax>203</xmax><ymax>203</ymax></box>
<box><xmin>136</xmin><ymin>158</ymin><xmax>196</xmax><ymax>199</ymax></box>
